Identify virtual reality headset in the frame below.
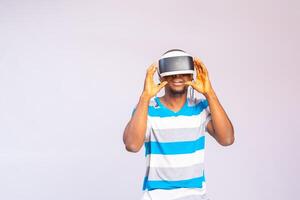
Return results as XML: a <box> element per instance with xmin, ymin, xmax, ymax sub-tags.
<box><xmin>158</xmin><ymin>49</ymin><xmax>194</xmax><ymax>77</ymax></box>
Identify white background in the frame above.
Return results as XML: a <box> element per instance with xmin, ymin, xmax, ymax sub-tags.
<box><xmin>0</xmin><ymin>0</ymin><xmax>299</xmax><ymax>199</ymax></box>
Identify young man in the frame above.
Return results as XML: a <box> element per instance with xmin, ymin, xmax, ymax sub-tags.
<box><xmin>123</xmin><ymin>49</ymin><xmax>234</xmax><ymax>200</ymax></box>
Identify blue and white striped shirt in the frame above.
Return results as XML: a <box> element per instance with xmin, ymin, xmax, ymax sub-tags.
<box><xmin>133</xmin><ymin>96</ymin><xmax>212</xmax><ymax>200</ymax></box>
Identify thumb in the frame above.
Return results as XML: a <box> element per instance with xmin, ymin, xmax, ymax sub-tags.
<box><xmin>158</xmin><ymin>81</ymin><xmax>168</xmax><ymax>90</ymax></box>
<box><xmin>185</xmin><ymin>81</ymin><xmax>193</xmax><ymax>86</ymax></box>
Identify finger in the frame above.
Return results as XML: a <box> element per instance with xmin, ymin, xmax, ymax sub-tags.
<box><xmin>193</xmin><ymin>57</ymin><xmax>200</xmax><ymax>66</ymax></box>
<box><xmin>158</xmin><ymin>81</ymin><xmax>168</xmax><ymax>90</ymax></box>
<box><xmin>201</xmin><ymin>62</ymin><xmax>209</xmax><ymax>76</ymax></box>
<box><xmin>147</xmin><ymin>62</ymin><xmax>158</xmax><ymax>77</ymax></box>
<box><xmin>194</xmin><ymin>58</ymin><xmax>203</xmax><ymax>71</ymax></box>
<box><xmin>194</xmin><ymin>63</ymin><xmax>203</xmax><ymax>78</ymax></box>
<box><xmin>194</xmin><ymin>57</ymin><xmax>203</xmax><ymax>65</ymax></box>
<box><xmin>185</xmin><ymin>81</ymin><xmax>193</xmax><ymax>86</ymax></box>
<box><xmin>196</xmin><ymin>63</ymin><xmax>203</xmax><ymax>75</ymax></box>
<box><xmin>147</xmin><ymin>62</ymin><xmax>155</xmax><ymax>71</ymax></box>
<box><xmin>194</xmin><ymin>56</ymin><xmax>202</xmax><ymax>64</ymax></box>
<box><xmin>193</xmin><ymin>59</ymin><xmax>203</xmax><ymax>74</ymax></box>
<box><xmin>197</xmin><ymin>61</ymin><xmax>208</xmax><ymax>78</ymax></box>
<box><xmin>195</xmin><ymin>57</ymin><xmax>206</xmax><ymax>73</ymax></box>
<box><xmin>193</xmin><ymin>61</ymin><xmax>199</xmax><ymax>72</ymax></box>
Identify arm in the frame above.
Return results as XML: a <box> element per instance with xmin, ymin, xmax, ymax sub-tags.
<box><xmin>123</xmin><ymin>94</ymin><xmax>151</xmax><ymax>152</ymax></box>
<box><xmin>185</xmin><ymin>57</ymin><xmax>234</xmax><ymax>146</ymax></box>
<box><xmin>204</xmin><ymin>89</ymin><xmax>235</xmax><ymax>146</ymax></box>
<box><xmin>123</xmin><ymin>63</ymin><xmax>168</xmax><ymax>153</ymax></box>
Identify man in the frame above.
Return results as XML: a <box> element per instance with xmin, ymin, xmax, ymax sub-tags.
<box><xmin>123</xmin><ymin>49</ymin><xmax>234</xmax><ymax>200</ymax></box>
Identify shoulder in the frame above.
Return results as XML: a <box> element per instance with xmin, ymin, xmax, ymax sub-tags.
<box><xmin>132</xmin><ymin>97</ymin><xmax>159</xmax><ymax>110</ymax></box>
<box><xmin>149</xmin><ymin>97</ymin><xmax>159</xmax><ymax>108</ymax></box>
<box><xmin>148</xmin><ymin>97</ymin><xmax>162</xmax><ymax>117</ymax></box>
<box><xmin>187</xmin><ymin>97</ymin><xmax>209</xmax><ymax>108</ymax></box>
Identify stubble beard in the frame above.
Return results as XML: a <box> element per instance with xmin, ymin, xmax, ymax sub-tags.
<box><xmin>167</xmin><ymin>86</ymin><xmax>188</xmax><ymax>97</ymax></box>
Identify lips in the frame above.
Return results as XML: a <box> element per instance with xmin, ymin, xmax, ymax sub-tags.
<box><xmin>172</xmin><ymin>79</ymin><xmax>184</xmax><ymax>86</ymax></box>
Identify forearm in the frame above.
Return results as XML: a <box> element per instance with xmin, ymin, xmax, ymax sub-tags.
<box><xmin>204</xmin><ymin>88</ymin><xmax>235</xmax><ymax>145</ymax></box>
<box><xmin>123</xmin><ymin>93</ymin><xmax>151</xmax><ymax>152</ymax></box>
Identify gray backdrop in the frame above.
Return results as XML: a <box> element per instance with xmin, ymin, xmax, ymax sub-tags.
<box><xmin>0</xmin><ymin>0</ymin><xmax>299</xmax><ymax>199</ymax></box>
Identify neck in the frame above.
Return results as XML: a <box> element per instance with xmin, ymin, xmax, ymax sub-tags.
<box><xmin>160</xmin><ymin>90</ymin><xmax>187</xmax><ymax>110</ymax></box>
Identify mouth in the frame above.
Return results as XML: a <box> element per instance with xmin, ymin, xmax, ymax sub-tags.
<box><xmin>171</xmin><ymin>79</ymin><xmax>184</xmax><ymax>86</ymax></box>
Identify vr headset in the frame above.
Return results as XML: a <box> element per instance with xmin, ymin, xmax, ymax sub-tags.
<box><xmin>158</xmin><ymin>49</ymin><xmax>194</xmax><ymax>77</ymax></box>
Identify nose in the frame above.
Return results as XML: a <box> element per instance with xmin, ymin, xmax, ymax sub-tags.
<box><xmin>171</xmin><ymin>74</ymin><xmax>183</xmax><ymax>78</ymax></box>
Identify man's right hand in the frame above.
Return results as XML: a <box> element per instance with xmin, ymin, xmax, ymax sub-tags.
<box><xmin>142</xmin><ymin>62</ymin><xmax>168</xmax><ymax>99</ymax></box>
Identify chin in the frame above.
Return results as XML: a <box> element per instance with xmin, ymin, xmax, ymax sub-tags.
<box><xmin>169</xmin><ymin>87</ymin><xmax>187</xmax><ymax>95</ymax></box>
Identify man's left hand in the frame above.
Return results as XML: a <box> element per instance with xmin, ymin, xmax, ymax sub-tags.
<box><xmin>185</xmin><ymin>57</ymin><xmax>213</xmax><ymax>96</ymax></box>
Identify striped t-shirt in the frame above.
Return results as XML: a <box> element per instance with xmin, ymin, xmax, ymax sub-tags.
<box><xmin>134</xmin><ymin>96</ymin><xmax>212</xmax><ymax>200</ymax></box>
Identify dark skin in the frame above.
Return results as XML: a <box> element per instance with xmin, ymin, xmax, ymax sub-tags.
<box><xmin>158</xmin><ymin>73</ymin><xmax>193</xmax><ymax>112</ymax></box>
<box><xmin>123</xmin><ymin>57</ymin><xmax>234</xmax><ymax>152</ymax></box>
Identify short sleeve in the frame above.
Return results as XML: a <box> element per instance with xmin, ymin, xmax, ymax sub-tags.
<box><xmin>131</xmin><ymin>107</ymin><xmax>136</xmax><ymax>118</ymax></box>
<box><xmin>130</xmin><ymin>104</ymin><xmax>151</xmax><ymax>142</ymax></box>
<box><xmin>201</xmin><ymin>99</ymin><xmax>212</xmax><ymax>132</ymax></box>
